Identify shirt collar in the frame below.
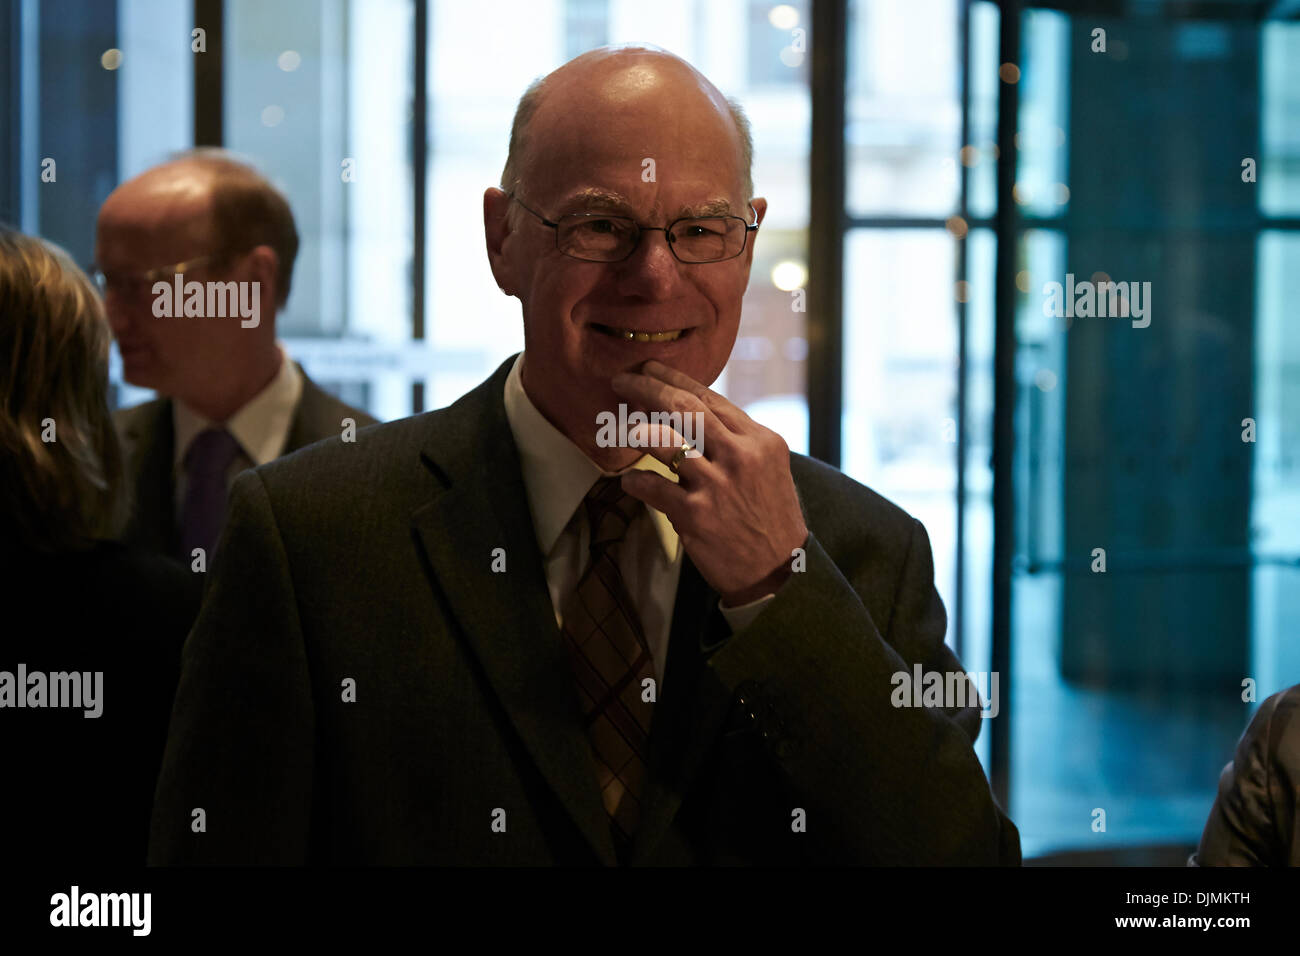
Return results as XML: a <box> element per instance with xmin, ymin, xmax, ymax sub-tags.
<box><xmin>173</xmin><ymin>343</ymin><xmax>304</xmax><ymax>468</ymax></box>
<box><xmin>503</xmin><ymin>351</ymin><xmax>680</xmax><ymax>562</ymax></box>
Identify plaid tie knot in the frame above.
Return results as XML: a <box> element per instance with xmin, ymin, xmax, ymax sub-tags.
<box><xmin>584</xmin><ymin>475</ymin><xmax>639</xmax><ymax>552</ymax></box>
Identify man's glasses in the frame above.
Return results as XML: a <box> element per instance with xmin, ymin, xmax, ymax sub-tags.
<box><xmin>89</xmin><ymin>250</ymin><xmax>245</xmax><ymax>297</ymax></box>
<box><xmin>508</xmin><ymin>194</ymin><xmax>758</xmax><ymax>264</ymax></box>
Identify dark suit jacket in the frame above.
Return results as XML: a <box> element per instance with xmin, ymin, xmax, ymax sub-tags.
<box><xmin>1</xmin><ymin>539</ymin><xmax>200</xmax><ymax>866</ymax></box>
<box><xmin>149</xmin><ymin>354</ymin><xmax>1020</xmax><ymax>865</ymax></box>
<box><xmin>1192</xmin><ymin>684</ymin><xmax>1300</xmax><ymax>866</ymax></box>
<box><xmin>114</xmin><ymin>367</ymin><xmax>379</xmax><ymax>556</ymax></box>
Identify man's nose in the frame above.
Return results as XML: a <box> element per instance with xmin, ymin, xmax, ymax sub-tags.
<box><xmin>613</xmin><ymin>229</ymin><xmax>681</xmax><ymax>299</ymax></box>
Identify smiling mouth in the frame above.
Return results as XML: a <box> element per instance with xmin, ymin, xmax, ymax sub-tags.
<box><xmin>592</xmin><ymin>324</ymin><xmax>689</xmax><ymax>343</ymax></box>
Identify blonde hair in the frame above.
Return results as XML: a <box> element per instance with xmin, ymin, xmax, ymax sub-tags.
<box><xmin>0</xmin><ymin>227</ymin><xmax>127</xmax><ymax>551</ymax></box>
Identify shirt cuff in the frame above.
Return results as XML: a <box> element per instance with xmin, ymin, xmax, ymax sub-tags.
<box><xmin>718</xmin><ymin>593</ymin><xmax>776</xmax><ymax>633</ymax></box>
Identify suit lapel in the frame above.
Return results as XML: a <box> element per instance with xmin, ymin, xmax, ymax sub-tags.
<box><xmin>118</xmin><ymin>399</ymin><xmax>179</xmax><ymax>555</ymax></box>
<box><xmin>410</xmin><ymin>359</ymin><xmax>618</xmax><ymax>866</ymax></box>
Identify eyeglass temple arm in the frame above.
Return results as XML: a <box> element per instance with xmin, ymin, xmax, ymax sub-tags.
<box><xmin>506</xmin><ymin>193</ymin><xmax>561</xmax><ymax>229</ymax></box>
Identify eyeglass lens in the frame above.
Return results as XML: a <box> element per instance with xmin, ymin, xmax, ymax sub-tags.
<box><xmin>558</xmin><ymin>216</ymin><xmax>745</xmax><ymax>262</ymax></box>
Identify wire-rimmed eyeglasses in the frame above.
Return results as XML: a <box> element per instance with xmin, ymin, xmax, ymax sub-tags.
<box><xmin>89</xmin><ymin>249</ymin><xmax>250</xmax><ymax>297</ymax></box>
<box><xmin>508</xmin><ymin>193</ymin><xmax>758</xmax><ymax>264</ymax></box>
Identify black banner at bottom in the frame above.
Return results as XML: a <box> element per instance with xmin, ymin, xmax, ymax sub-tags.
<box><xmin>0</xmin><ymin>864</ymin><xmax>1293</xmax><ymax>942</ymax></box>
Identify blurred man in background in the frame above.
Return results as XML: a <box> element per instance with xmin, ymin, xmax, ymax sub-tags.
<box><xmin>95</xmin><ymin>150</ymin><xmax>377</xmax><ymax>563</ymax></box>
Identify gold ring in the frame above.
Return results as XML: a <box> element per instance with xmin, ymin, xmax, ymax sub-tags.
<box><xmin>669</xmin><ymin>441</ymin><xmax>695</xmax><ymax>474</ymax></box>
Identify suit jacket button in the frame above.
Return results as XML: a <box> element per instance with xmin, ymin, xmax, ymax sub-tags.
<box><xmin>735</xmin><ymin>680</ymin><xmax>760</xmax><ymax>707</ymax></box>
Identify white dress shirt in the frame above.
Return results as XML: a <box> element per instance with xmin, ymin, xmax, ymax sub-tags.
<box><xmin>171</xmin><ymin>342</ymin><xmax>304</xmax><ymax>516</ymax></box>
<box><xmin>502</xmin><ymin>352</ymin><xmax>770</xmax><ymax>690</ymax></box>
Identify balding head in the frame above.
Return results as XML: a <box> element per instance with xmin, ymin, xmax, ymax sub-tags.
<box><xmin>501</xmin><ymin>46</ymin><xmax>753</xmax><ymax>209</ymax></box>
<box><xmin>95</xmin><ymin>149</ymin><xmax>291</xmax><ymax>418</ymax></box>
<box><xmin>98</xmin><ymin>150</ymin><xmax>298</xmax><ymax>307</ymax></box>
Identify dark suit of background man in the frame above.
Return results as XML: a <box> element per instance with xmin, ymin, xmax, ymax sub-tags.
<box><xmin>150</xmin><ymin>46</ymin><xmax>1021</xmax><ymax>865</ymax></box>
<box><xmin>94</xmin><ymin>150</ymin><xmax>378</xmax><ymax>562</ymax></box>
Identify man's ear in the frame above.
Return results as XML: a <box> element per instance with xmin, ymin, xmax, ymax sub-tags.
<box><xmin>484</xmin><ymin>187</ymin><xmax>517</xmax><ymax>297</ymax></box>
<box><xmin>741</xmin><ymin>197</ymin><xmax>768</xmax><ymax>270</ymax></box>
<box><xmin>246</xmin><ymin>245</ymin><xmax>280</xmax><ymax>318</ymax></box>
<box><xmin>245</xmin><ymin>245</ymin><xmax>277</xmax><ymax>285</ymax></box>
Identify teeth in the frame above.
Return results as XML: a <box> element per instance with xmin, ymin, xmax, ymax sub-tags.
<box><xmin>612</xmin><ymin>328</ymin><xmax>684</xmax><ymax>342</ymax></box>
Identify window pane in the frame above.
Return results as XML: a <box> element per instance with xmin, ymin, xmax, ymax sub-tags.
<box><xmin>1014</xmin><ymin>8</ymin><xmax>1068</xmax><ymax>219</ymax></box>
<box><xmin>841</xmin><ymin>229</ymin><xmax>960</xmax><ymax>652</ymax></box>
<box><xmin>846</xmin><ymin>0</ymin><xmax>961</xmax><ymax>218</ymax></box>
<box><xmin>9</xmin><ymin>0</ymin><xmax>193</xmax><ymax>407</ymax></box>
<box><xmin>1253</xmin><ymin>231</ymin><xmax>1300</xmax><ymax>691</ymax></box>
<box><xmin>1010</xmin><ymin>9</ymin><xmax>1279</xmax><ymax>860</ymax></box>
<box><xmin>839</xmin><ymin>2</ymin><xmax>1002</xmax><ymax>779</ymax></box>
<box><xmin>224</xmin><ymin>0</ymin><xmax>413</xmax><ymax>420</ymax></box>
<box><xmin>963</xmin><ymin>226</ymin><xmax>996</xmax><ymax>768</ymax></box>
<box><xmin>118</xmin><ymin>0</ymin><xmax>193</xmax><ymax>180</ymax></box>
<box><xmin>966</xmin><ymin>1</ymin><xmax>1000</xmax><ymax>220</ymax></box>
<box><xmin>1261</xmin><ymin>22</ymin><xmax>1300</xmax><ymax>215</ymax></box>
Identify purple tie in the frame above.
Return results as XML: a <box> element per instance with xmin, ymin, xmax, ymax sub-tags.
<box><xmin>178</xmin><ymin>427</ymin><xmax>242</xmax><ymax>562</ymax></box>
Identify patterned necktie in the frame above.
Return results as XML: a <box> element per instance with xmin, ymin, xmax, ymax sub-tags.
<box><xmin>560</xmin><ymin>476</ymin><xmax>657</xmax><ymax>862</ymax></box>
<box><xmin>178</xmin><ymin>427</ymin><xmax>242</xmax><ymax>563</ymax></box>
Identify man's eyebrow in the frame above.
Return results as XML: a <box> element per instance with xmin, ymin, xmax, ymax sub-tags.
<box><xmin>555</xmin><ymin>191</ymin><xmax>739</xmax><ymax>220</ymax></box>
<box><xmin>557</xmin><ymin>188</ymin><xmax>636</xmax><ymax>214</ymax></box>
<box><xmin>677</xmin><ymin>198</ymin><xmax>734</xmax><ymax>218</ymax></box>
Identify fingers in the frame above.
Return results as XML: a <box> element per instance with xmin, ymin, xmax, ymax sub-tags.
<box><xmin>611</xmin><ymin>368</ymin><xmax>735</xmax><ymax>461</ymax></box>
<box><xmin>639</xmin><ymin>360</ymin><xmax>754</xmax><ymax>433</ymax></box>
<box><xmin>619</xmin><ymin>468</ymin><xmax>690</xmax><ymax>526</ymax></box>
<box><xmin>625</xmin><ymin>421</ymin><xmax>716</xmax><ymax>483</ymax></box>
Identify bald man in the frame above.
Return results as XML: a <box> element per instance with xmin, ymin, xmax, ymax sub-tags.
<box><xmin>149</xmin><ymin>48</ymin><xmax>1020</xmax><ymax>866</ymax></box>
<box><xmin>95</xmin><ymin>150</ymin><xmax>377</xmax><ymax>563</ymax></box>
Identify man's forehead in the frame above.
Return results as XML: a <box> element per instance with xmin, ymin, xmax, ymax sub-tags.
<box><xmin>96</xmin><ymin>198</ymin><xmax>214</xmax><ymax>265</ymax></box>
<box><xmin>99</xmin><ymin>181</ymin><xmax>211</xmax><ymax>231</ymax></box>
<box><xmin>523</xmin><ymin>74</ymin><xmax>745</xmax><ymax>192</ymax></box>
